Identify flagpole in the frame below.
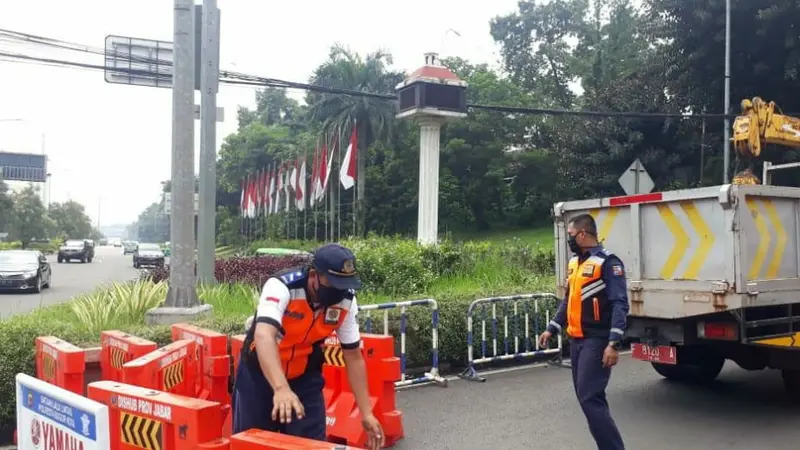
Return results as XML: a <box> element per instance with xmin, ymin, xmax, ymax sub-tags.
<box><xmin>324</xmin><ymin>133</ymin><xmax>329</xmax><ymax>242</ymax></box>
<box><xmin>352</xmin><ymin>119</ymin><xmax>357</xmax><ymax>238</ymax></box>
<box><xmin>303</xmin><ymin>149</ymin><xmax>308</xmax><ymax>241</ymax></box>
<box><xmin>337</xmin><ymin>126</ymin><xmax>342</xmax><ymax>241</ymax></box>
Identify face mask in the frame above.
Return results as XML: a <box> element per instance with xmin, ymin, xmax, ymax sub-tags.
<box><xmin>567</xmin><ymin>233</ymin><xmax>581</xmax><ymax>254</ymax></box>
<box><xmin>315</xmin><ymin>278</ymin><xmax>345</xmax><ymax>307</ymax></box>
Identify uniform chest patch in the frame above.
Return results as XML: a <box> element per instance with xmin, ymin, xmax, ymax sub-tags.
<box><xmin>568</xmin><ymin>267</ymin><xmax>575</xmax><ymax>276</ymax></box>
<box><xmin>324</xmin><ymin>307</ymin><xmax>343</xmax><ymax>325</ymax></box>
<box><xmin>581</xmin><ymin>264</ymin><xmax>595</xmax><ymax>277</ymax></box>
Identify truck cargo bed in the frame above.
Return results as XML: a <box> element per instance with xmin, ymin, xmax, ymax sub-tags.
<box><xmin>553</xmin><ymin>185</ymin><xmax>800</xmax><ymax>319</ymax></box>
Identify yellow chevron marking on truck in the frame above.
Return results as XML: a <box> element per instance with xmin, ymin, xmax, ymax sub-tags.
<box><xmin>752</xmin><ymin>332</ymin><xmax>800</xmax><ymax>348</ymax></box>
<box><xmin>656</xmin><ymin>203</ymin><xmax>690</xmax><ymax>279</ymax></box>
<box><xmin>679</xmin><ymin>201</ymin><xmax>715</xmax><ymax>279</ymax></box>
<box><xmin>587</xmin><ymin>207</ymin><xmax>619</xmax><ymax>243</ymax></box>
<box><xmin>762</xmin><ymin>199</ymin><xmax>787</xmax><ymax>279</ymax></box>
<box><xmin>746</xmin><ymin>198</ymin><xmax>771</xmax><ymax>280</ymax></box>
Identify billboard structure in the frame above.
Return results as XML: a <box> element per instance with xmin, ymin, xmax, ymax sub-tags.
<box><xmin>0</xmin><ymin>152</ymin><xmax>47</xmax><ymax>182</ymax></box>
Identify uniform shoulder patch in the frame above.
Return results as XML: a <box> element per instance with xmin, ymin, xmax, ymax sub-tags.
<box><xmin>611</xmin><ymin>265</ymin><xmax>624</xmax><ymax>277</ymax></box>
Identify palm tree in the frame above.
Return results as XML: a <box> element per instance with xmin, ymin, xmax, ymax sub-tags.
<box><xmin>307</xmin><ymin>44</ymin><xmax>404</xmax><ymax>236</ymax></box>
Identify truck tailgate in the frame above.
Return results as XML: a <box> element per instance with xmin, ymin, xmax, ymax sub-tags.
<box><xmin>553</xmin><ymin>185</ymin><xmax>800</xmax><ymax>318</ymax></box>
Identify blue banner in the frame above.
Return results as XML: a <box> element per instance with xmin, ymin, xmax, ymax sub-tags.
<box><xmin>20</xmin><ymin>385</ymin><xmax>98</xmax><ymax>441</ymax></box>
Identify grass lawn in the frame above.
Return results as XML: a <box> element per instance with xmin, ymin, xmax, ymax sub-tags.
<box><xmin>450</xmin><ymin>225</ymin><xmax>554</xmax><ymax>249</ymax></box>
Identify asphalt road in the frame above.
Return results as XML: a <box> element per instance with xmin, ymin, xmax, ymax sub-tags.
<box><xmin>0</xmin><ymin>246</ymin><xmax>140</xmax><ymax>320</ymax></box>
<box><xmin>395</xmin><ymin>356</ymin><xmax>800</xmax><ymax>450</ymax></box>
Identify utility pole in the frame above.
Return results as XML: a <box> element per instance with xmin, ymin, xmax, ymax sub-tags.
<box><xmin>722</xmin><ymin>0</ymin><xmax>732</xmax><ymax>183</ymax></box>
<box><xmin>197</xmin><ymin>0</ymin><xmax>220</xmax><ymax>284</ymax></box>
<box><xmin>149</xmin><ymin>0</ymin><xmax>205</xmax><ymax>322</ymax></box>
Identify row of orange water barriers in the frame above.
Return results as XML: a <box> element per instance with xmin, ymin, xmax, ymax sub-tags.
<box><xmin>21</xmin><ymin>324</ymin><xmax>406</xmax><ymax>450</ymax></box>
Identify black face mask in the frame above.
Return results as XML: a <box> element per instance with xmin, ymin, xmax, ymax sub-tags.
<box><xmin>315</xmin><ymin>278</ymin><xmax>345</xmax><ymax>307</ymax></box>
<box><xmin>567</xmin><ymin>233</ymin><xmax>582</xmax><ymax>254</ymax></box>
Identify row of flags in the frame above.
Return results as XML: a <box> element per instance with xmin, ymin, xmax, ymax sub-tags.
<box><xmin>239</xmin><ymin>127</ymin><xmax>358</xmax><ymax>218</ymax></box>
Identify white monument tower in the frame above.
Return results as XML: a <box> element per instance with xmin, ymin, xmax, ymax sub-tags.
<box><xmin>396</xmin><ymin>52</ymin><xmax>468</xmax><ymax>245</ymax></box>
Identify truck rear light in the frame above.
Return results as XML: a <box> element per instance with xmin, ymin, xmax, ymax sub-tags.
<box><xmin>698</xmin><ymin>322</ymin><xmax>738</xmax><ymax>340</ymax></box>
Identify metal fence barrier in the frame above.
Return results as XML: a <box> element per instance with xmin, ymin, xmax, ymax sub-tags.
<box><xmin>459</xmin><ymin>293</ymin><xmax>564</xmax><ymax>382</ymax></box>
<box><xmin>360</xmin><ymin>299</ymin><xmax>447</xmax><ymax>388</ymax></box>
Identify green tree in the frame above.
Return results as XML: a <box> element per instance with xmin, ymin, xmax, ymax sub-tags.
<box><xmin>0</xmin><ymin>176</ymin><xmax>13</xmax><ymax>232</ymax></box>
<box><xmin>47</xmin><ymin>200</ymin><xmax>94</xmax><ymax>239</ymax></box>
<box><xmin>307</xmin><ymin>45</ymin><xmax>405</xmax><ymax>235</ymax></box>
<box><xmin>8</xmin><ymin>186</ymin><xmax>49</xmax><ymax>248</ymax></box>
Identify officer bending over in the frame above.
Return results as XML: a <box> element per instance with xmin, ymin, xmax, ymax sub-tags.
<box><xmin>233</xmin><ymin>243</ymin><xmax>384</xmax><ymax>450</ymax></box>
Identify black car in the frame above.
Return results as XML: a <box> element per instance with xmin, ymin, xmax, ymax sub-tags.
<box><xmin>58</xmin><ymin>239</ymin><xmax>94</xmax><ymax>263</ymax></box>
<box><xmin>133</xmin><ymin>243</ymin><xmax>165</xmax><ymax>268</ymax></box>
<box><xmin>0</xmin><ymin>250</ymin><xmax>52</xmax><ymax>293</ymax></box>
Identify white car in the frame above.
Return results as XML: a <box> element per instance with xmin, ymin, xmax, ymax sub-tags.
<box><xmin>122</xmin><ymin>241</ymin><xmax>138</xmax><ymax>255</ymax></box>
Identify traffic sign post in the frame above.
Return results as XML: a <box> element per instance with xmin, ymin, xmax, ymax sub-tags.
<box><xmin>618</xmin><ymin>158</ymin><xmax>654</xmax><ymax>196</ymax></box>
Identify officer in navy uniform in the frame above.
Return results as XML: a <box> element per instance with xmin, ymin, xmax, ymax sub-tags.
<box><xmin>539</xmin><ymin>213</ymin><xmax>628</xmax><ymax>450</ymax></box>
<box><xmin>232</xmin><ymin>243</ymin><xmax>384</xmax><ymax>450</ymax></box>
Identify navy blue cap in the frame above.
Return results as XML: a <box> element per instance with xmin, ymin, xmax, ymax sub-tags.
<box><xmin>312</xmin><ymin>243</ymin><xmax>362</xmax><ymax>291</ymax></box>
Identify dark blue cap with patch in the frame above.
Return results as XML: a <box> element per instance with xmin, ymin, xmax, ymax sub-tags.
<box><xmin>312</xmin><ymin>243</ymin><xmax>362</xmax><ymax>291</ymax></box>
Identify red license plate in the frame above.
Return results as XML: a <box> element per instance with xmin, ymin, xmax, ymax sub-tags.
<box><xmin>631</xmin><ymin>343</ymin><xmax>677</xmax><ymax>365</ymax></box>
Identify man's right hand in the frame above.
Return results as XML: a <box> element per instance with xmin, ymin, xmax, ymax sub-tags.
<box><xmin>538</xmin><ymin>330</ymin><xmax>553</xmax><ymax>349</ymax></box>
<box><xmin>272</xmin><ymin>386</ymin><xmax>304</xmax><ymax>424</ymax></box>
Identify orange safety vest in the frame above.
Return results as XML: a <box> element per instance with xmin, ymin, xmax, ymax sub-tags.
<box><xmin>566</xmin><ymin>253</ymin><xmax>613</xmax><ymax>339</ymax></box>
<box><xmin>243</xmin><ymin>268</ymin><xmax>352</xmax><ymax>380</ymax></box>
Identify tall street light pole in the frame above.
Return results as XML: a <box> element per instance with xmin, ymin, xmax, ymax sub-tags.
<box><xmin>722</xmin><ymin>0</ymin><xmax>732</xmax><ymax>183</ymax></box>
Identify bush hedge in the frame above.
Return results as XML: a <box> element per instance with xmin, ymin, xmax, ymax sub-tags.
<box><xmin>0</xmin><ymin>236</ymin><xmax>558</xmax><ymax>438</ymax></box>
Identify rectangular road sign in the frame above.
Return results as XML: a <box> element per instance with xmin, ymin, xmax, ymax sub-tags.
<box><xmin>16</xmin><ymin>373</ymin><xmax>110</xmax><ymax>450</ymax></box>
<box><xmin>104</xmin><ymin>35</ymin><xmax>173</xmax><ymax>88</ymax></box>
<box><xmin>0</xmin><ymin>152</ymin><xmax>47</xmax><ymax>182</ymax></box>
<box><xmin>164</xmin><ymin>193</ymin><xmax>199</xmax><ymax>215</ymax></box>
<box><xmin>104</xmin><ymin>6</ymin><xmax>219</xmax><ymax>91</ymax></box>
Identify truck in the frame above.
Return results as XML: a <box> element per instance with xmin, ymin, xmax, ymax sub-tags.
<box><xmin>552</xmin><ymin>97</ymin><xmax>800</xmax><ymax>399</ymax></box>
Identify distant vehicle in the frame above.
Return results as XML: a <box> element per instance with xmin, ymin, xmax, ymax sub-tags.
<box><xmin>122</xmin><ymin>241</ymin><xmax>138</xmax><ymax>255</ymax></box>
<box><xmin>0</xmin><ymin>250</ymin><xmax>52</xmax><ymax>293</ymax></box>
<box><xmin>98</xmin><ymin>238</ymin><xmax>108</xmax><ymax>246</ymax></box>
<box><xmin>133</xmin><ymin>243</ymin><xmax>165</xmax><ymax>269</ymax></box>
<box><xmin>57</xmin><ymin>239</ymin><xmax>94</xmax><ymax>263</ymax></box>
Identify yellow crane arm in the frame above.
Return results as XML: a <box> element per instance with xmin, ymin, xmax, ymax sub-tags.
<box><xmin>731</xmin><ymin>97</ymin><xmax>800</xmax><ymax>185</ymax></box>
<box><xmin>733</xmin><ymin>97</ymin><xmax>800</xmax><ymax>157</ymax></box>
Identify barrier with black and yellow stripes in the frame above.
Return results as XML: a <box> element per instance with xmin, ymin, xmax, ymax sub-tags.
<box><xmin>170</xmin><ymin>324</ymin><xmax>231</xmax><ymax>404</ymax></box>
<box><xmin>34</xmin><ymin>336</ymin><xmax>86</xmax><ymax>395</ymax></box>
<box><xmin>323</xmin><ymin>344</ymin><xmax>345</xmax><ymax>367</ymax></box>
<box><xmin>88</xmin><ymin>381</ymin><xmax>229</xmax><ymax>450</ymax></box>
<box><xmin>122</xmin><ymin>339</ymin><xmax>198</xmax><ymax>398</ymax></box>
<box><xmin>101</xmin><ymin>330</ymin><xmax>159</xmax><ymax>383</ymax></box>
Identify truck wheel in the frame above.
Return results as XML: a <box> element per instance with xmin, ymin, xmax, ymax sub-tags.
<box><xmin>87</xmin><ymin>256</ymin><xmax>93</xmax><ymax>263</ymax></box>
<box><xmin>57</xmin><ymin>257</ymin><xmax>63</xmax><ymax>263</ymax></box>
<box><xmin>781</xmin><ymin>370</ymin><xmax>800</xmax><ymax>403</ymax></box>
<box><xmin>652</xmin><ymin>356</ymin><xmax>724</xmax><ymax>384</ymax></box>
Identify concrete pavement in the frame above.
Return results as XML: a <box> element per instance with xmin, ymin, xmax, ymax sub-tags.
<box><xmin>395</xmin><ymin>356</ymin><xmax>800</xmax><ymax>449</ymax></box>
<box><xmin>0</xmin><ymin>246</ymin><xmax>140</xmax><ymax>320</ymax></box>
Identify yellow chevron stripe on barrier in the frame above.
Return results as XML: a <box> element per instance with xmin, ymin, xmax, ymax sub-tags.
<box><xmin>656</xmin><ymin>203</ymin><xmax>690</xmax><ymax>279</ymax></box>
<box><xmin>42</xmin><ymin>355</ymin><xmax>56</xmax><ymax>380</ymax></box>
<box><xmin>752</xmin><ymin>332</ymin><xmax>800</xmax><ymax>348</ymax></box>
<box><xmin>120</xmin><ymin>412</ymin><xmax>163</xmax><ymax>450</ymax></box>
<box><xmin>680</xmin><ymin>201</ymin><xmax>715</xmax><ymax>279</ymax></box>
<box><xmin>323</xmin><ymin>345</ymin><xmax>345</xmax><ymax>367</ymax></box>
<box><xmin>162</xmin><ymin>360</ymin><xmax>184</xmax><ymax>390</ymax></box>
<box><xmin>111</xmin><ymin>347</ymin><xmax>126</xmax><ymax>369</ymax></box>
<box><xmin>762</xmin><ymin>199</ymin><xmax>787</xmax><ymax>279</ymax></box>
<box><xmin>587</xmin><ymin>208</ymin><xmax>619</xmax><ymax>243</ymax></box>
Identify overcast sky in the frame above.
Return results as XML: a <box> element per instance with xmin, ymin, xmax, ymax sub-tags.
<box><xmin>0</xmin><ymin>0</ymin><xmax>519</xmax><ymax>226</ymax></box>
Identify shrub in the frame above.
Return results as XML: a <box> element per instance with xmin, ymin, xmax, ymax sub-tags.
<box><xmin>70</xmin><ymin>281</ymin><xmax>168</xmax><ymax>334</ymax></box>
<box><xmin>141</xmin><ymin>254</ymin><xmax>312</xmax><ymax>285</ymax></box>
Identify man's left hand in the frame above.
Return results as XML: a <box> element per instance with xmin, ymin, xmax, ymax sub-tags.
<box><xmin>602</xmin><ymin>345</ymin><xmax>619</xmax><ymax>368</ymax></box>
<box><xmin>361</xmin><ymin>414</ymin><xmax>385</xmax><ymax>450</ymax></box>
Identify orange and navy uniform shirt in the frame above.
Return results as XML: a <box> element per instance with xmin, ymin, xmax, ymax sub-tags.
<box><xmin>547</xmin><ymin>246</ymin><xmax>629</xmax><ymax>341</ymax></box>
<box><xmin>241</xmin><ymin>267</ymin><xmax>361</xmax><ymax>380</ymax></box>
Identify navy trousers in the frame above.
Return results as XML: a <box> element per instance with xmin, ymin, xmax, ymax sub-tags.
<box><xmin>570</xmin><ymin>338</ymin><xmax>625</xmax><ymax>450</ymax></box>
<box><xmin>231</xmin><ymin>361</ymin><xmax>327</xmax><ymax>441</ymax></box>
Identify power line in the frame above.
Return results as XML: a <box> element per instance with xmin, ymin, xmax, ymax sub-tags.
<box><xmin>0</xmin><ymin>35</ymin><xmax>739</xmax><ymax>120</ymax></box>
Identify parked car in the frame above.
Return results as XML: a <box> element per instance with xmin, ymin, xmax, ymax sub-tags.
<box><xmin>0</xmin><ymin>250</ymin><xmax>52</xmax><ymax>293</ymax></box>
<box><xmin>122</xmin><ymin>240</ymin><xmax>138</xmax><ymax>255</ymax></box>
<box><xmin>133</xmin><ymin>243</ymin><xmax>165</xmax><ymax>268</ymax></box>
<box><xmin>57</xmin><ymin>239</ymin><xmax>94</xmax><ymax>263</ymax></box>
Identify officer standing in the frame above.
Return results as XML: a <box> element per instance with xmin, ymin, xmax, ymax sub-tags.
<box><xmin>233</xmin><ymin>243</ymin><xmax>384</xmax><ymax>450</ymax></box>
<box><xmin>538</xmin><ymin>213</ymin><xmax>628</xmax><ymax>450</ymax></box>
